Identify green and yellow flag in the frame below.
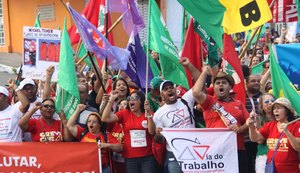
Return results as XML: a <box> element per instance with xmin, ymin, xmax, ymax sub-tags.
<box><xmin>177</xmin><ymin>0</ymin><xmax>272</xmax><ymax>49</ymax></box>
<box><xmin>270</xmin><ymin>46</ymin><xmax>300</xmax><ymax>115</ymax></box>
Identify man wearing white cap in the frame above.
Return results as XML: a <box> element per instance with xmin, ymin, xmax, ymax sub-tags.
<box><xmin>0</xmin><ymin>86</ymin><xmax>29</xmax><ymax>142</ymax></box>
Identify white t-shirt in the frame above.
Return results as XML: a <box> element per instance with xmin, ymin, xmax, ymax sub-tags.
<box><xmin>154</xmin><ymin>89</ymin><xmax>196</xmax><ymax>128</ymax></box>
<box><xmin>154</xmin><ymin>89</ymin><xmax>196</xmax><ymax>151</ymax></box>
<box><xmin>0</xmin><ymin>104</ymin><xmax>23</xmax><ymax>142</ymax></box>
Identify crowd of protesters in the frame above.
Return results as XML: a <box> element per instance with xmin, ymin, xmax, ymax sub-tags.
<box><xmin>0</xmin><ymin>25</ymin><xmax>300</xmax><ymax>173</ymax></box>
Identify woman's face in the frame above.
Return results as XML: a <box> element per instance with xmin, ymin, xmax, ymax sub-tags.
<box><xmin>87</xmin><ymin>114</ymin><xmax>101</xmax><ymax>134</ymax></box>
<box><xmin>118</xmin><ymin>100</ymin><xmax>128</xmax><ymax>110</ymax></box>
<box><xmin>41</xmin><ymin>100</ymin><xmax>55</xmax><ymax>119</ymax></box>
<box><xmin>115</xmin><ymin>80</ymin><xmax>128</xmax><ymax>98</ymax></box>
<box><xmin>273</xmin><ymin>104</ymin><xmax>288</xmax><ymax>122</ymax></box>
<box><xmin>262</xmin><ymin>95</ymin><xmax>275</xmax><ymax>114</ymax></box>
<box><xmin>128</xmin><ymin>93</ymin><xmax>142</xmax><ymax>113</ymax></box>
<box><xmin>251</xmin><ymin>57</ymin><xmax>260</xmax><ymax>67</ymax></box>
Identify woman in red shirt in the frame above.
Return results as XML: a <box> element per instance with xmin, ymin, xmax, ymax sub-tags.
<box><xmin>102</xmin><ymin>90</ymin><xmax>157</xmax><ymax>173</ymax></box>
<box><xmin>247</xmin><ymin>97</ymin><xmax>300</xmax><ymax>173</ymax></box>
<box><xmin>19</xmin><ymin>99</ymin><xmax>71</xmax><ymax>142</ymax></box>
<box><xmin>67</xmin><ymin>104</ymin><xmax>123</xmax><ymax>173</ymax></box>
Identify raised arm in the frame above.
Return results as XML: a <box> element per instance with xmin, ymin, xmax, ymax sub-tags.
<box><xmin>145</xmin><ymin>100</ymin><xmax>155</xmax><ymax>135</ymax></box>
<box><xmin>42</xmin><ymin>66</ymin><xmax>54</xmax><ymax>100</ymax></box>
<box><xmin>19</xmin><ymin>102</ymin><xmax>40</xmax><ymax>131</ymax></box>
<box><xmin>59</xmin><ymin>110</ymin><xmax>73</xmax><ymax>142</ymax></box>
<box><xmin>101</xmin><ymin>90</ymin><xmax>119</xmax><ymax>123</ymax></box>
<box><xmin>179</xmin><ymin>57</ymin><xmax>201</xmax><ymax>82</ymax></box>
<box><xmin>281</xmin><ymin>123</ymin><xmax>300</xmax><ymax>152</ymax></box>
<box><xmin>66</xmin><ymin>104</ymin><xmax>86</xmax><ymax>137</ymax></box>
<box><xmin>260</xmin><ymin>68</ymin><xmax>270</xmax><ymax>94</ymax></box>
<box><xmin>246</xmin><ymin>112</ymin><xmax>265</xmax><ymax>144</ymax></box>
<box><xmin>192</xmin><ymin>66</ymin><xmax>209</xmax><ymax>104</ymax></box>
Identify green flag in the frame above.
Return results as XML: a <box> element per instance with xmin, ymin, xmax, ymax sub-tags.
<box><xmin>251</xmin><ymin>59</ymin><xmax>268</xmax><ymax>75</ymax></box>
<box><xmin>177</xmin><ymin>0</ymin><xmax>225</xmax><ymax>49</ymax></box>
<box><xmin>270</xmin><ymin>46</ymin><xmax>300</xmax><ymax>115</ymax></box>
<box><xmin>193</xmin><ymin>21</ymin><xmax>220</xmax><ymax>67</ymax></box>
<box><xmin>34</xmin><ymin>13</ymin><xmax>41</xmax><ymax>27</ymax></box>
<box><xmin>55</xmin><ymin>18</ymin><xmax>80</xmax><ymax>119</ymax></box>
<box><xmin>142</xmin><ymin>42</ymin><xmax>160</xmax><ymax>77</ymax></box>
<box><xmin>148</xmin><ymin>0</ymin><xmax>189</xmax><ymax>89</ymax></box>
<box><xmin>297</xmin><ymin>0</ymin><xmax>300</xmax><ymax>27</ymax></box>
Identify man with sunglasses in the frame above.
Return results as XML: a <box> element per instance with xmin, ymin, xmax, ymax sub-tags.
<box><xmin>0</xmin><ymin>86</ymin><xmax>29</xmax><ymax>142</ymax></box>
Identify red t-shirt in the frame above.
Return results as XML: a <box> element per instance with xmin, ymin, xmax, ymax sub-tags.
<box><xmin>116</xmin><ymin>109</ymin><xmax>153</xmax><ymax>158</ymax></box>
<box><xmin>201</xmin><ymin>95</ymin><xmax>249</xmax><ymax>150</ymax></box>
<box><xmin>76</xmin><ymin>126</ymin><xmax>109</xmax><ymax>167</ymax></box>
<box><xmin>28</xmin><ymin>118</ymin><xmax>63</xmax><ymax>142</ymax></box>
<box><xmin>259</xmin><ymin>121</ymin><xmax>300</xmax><ymax>173</ymax></box>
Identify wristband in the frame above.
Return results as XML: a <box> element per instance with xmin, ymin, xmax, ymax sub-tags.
<box><xmin>146</xmin><ymin>115</ymin><xmax>153</xmax><ymax>119</ymax></box>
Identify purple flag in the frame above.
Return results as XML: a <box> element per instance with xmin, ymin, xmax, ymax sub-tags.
<box><xmin>108</xmin><ymin>0</ymin><xmax>145</xmax><ymax>36</ymax></box>
<box><xmin>67</xmin><ymin>4</ymin><xmax>130</xmax><ymax>70</ymax></box>
<box><xmin>125</xmin><ymin>32</ymin><xmax>153</xmax><ymax>89</ymax></box>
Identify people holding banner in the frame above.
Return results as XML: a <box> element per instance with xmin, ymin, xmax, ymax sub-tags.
<box><xmin>247</xmin><ymin>97</ymin><xmax>300</xmax><ymax>173</ymax></box>
<box><xmin>192</xmin><ymin>67</ymin><xmax>249</xmax><ymax>173</ymax></box>
<box><xmin>18</xmin><ymin>98</ymin><xmax>72</xmax><ymax>142</ymax></box>
<box><xmin>67</xmin><ymin>104</ymin><xmax>123</xmax><ymax>173</ymax></box>
<box><xmin>102</xmin><ymin>90</ymin><xmax>157</xmax><ymax>173</ymax></box>
<box><xmin>0</xmin><ymin>86</ymin><xmax>29</xmax><ymax>142</ymax></box>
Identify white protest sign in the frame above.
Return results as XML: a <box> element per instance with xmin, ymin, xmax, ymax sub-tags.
<box><xmin>22</xmin><ymin>26</ymin><xmax>61</xmax><ymax>81</ymax></box>
<box><xmin>162</xmin><ymin>128</ymin><xmax>238</xmax><ymax>173</ymax></box>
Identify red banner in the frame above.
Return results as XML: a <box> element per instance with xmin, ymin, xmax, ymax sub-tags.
<box><xmin>268</xmin><ymin>0</ymin><xmax>298</xmax><ymax>23</ymax></box>
<box><xmin>0</xmin><ymin>142</ymin><xmax>100</xmax><ymax>172</ymax></box>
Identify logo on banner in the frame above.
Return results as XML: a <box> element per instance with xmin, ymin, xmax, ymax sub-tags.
<box><xmin>171</xmin><ymin>137</ymin><xmax>225</xmax><ymax>170</ymax></box>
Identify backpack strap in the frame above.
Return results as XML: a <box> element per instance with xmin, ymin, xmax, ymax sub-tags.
<box><xmin>181</xmin><ymin>98</ymin><xmax>194</xmax><ymax>124</ymax></box>
<box><xmin>79</xmin><ymin>128</ymin><xmax>89</xmax><ymax>141</ymax></box>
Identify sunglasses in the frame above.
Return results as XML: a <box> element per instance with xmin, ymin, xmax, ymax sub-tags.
<box><xmin>128</xmin><ymin>95</ymin><xmax>140</xmax><ymax>101</ymax></box>
<box><xmin>43</xmin><ymin>104</ymin><xmax>55</xmax><ymax>109</ymax></box>
<box><xmin>264</xmin><ymin>99</ymin><xmax>275</xmax><ymax>104</ymax></box>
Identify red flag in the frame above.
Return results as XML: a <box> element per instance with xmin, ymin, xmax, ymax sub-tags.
<box><xmin>180</xmin><ymin>18</ymin><xmax>203</xmax><ymax>88</ymax></box>
<box><xmin>223</xmin><ymin>34</ymin><xmax>246</xmax><ymax>104</ymax></box>
<box><xmin>68</xmin><ymin>0</ymin><xmax>114</xmax><ymax>46</ymax></box>
<box><xmin>267</xmin><ymin>0</ymin><xmax>298</xmax><ymax>23</ymax></box>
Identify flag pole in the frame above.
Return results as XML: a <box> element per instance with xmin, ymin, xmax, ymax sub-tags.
<box><xmin>249</xmin><ymin>26</ymin><xmax>263</xmax><ymax>66</ymax></box>
<box><xmin>87</xmin><ymin>51</ymin><xmax>107</xmax><ymax>93</ymax></box>
<box><xmin>145</xmin><ymin>0</ymin><xmax>152</xmax><ymax>98</ymax></box>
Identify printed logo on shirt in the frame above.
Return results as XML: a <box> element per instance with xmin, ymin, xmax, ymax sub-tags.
<box><xmin>267</xmin><ymin>137</ymin><xmax>288</xmax><ymax>152</ymax></box>
<box><xmin>141</xmin><ymin>120</ymin><xmax>148</xmax><ymax>128</ymax></box>
<box><xmin>167</xmin><ymin>109</ymin><xmax>191</xmax><ymax>128</ymax></box>
<box><xmin>39</xmin><ymin>131</ymin><xmax>62</xmax><ymax>142</ymax></box>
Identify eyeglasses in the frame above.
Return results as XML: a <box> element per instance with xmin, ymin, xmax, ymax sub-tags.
<box><xmin>87</xmin><ymin>120</ymin><xmax>100</xmax><ymax>124</ymax></box>
<box><xmin>264</xmin><ymin>99</ymin><xmax>275</xmax><ymax>104</ymax></box>
<box><xmin>128</xmin><ymin>95</ymin><xmax>140</xmax><ymax>101</ymax></box>
<box><xmin>43</xmin><ymin>104</ymin><xmax>55</xmax><ymax>109</ymax></box>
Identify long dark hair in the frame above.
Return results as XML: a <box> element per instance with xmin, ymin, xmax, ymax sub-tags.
<box><xmin>112</xmin><ymin>78</ymin><xmax>130</xmax><ymax>98</ymax></box>
<box><xmin>130</xmin><ymin>90</ymin><xmax>145</xmax><ymax>112</ymax></box>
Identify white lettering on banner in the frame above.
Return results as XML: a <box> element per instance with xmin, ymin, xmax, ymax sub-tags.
<box><xmin>161</xmin><ymin>128</ymin><xmax>238</xmax><ymax>173</ymax></box>
<box><xmin>0</xmin><ymin>156</ymin><xmax>40</xmax><ymax>168</ymax></box>
<box><xmin>130</xmin><ymin>130</ymin><xmax>147</xmax><ymax>147</ymax></box>
<box><xmin>286</xmin><ymin>4</ymin><xmax>298</xmax><ymax>21</ymax></box>
<box><xmin>160</xmin><ymin>36</ymin><xmax>179</xmax><ymax>58</ymax></box>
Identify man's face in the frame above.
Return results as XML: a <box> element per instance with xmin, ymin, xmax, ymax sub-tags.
<box><xmin>160</xmin><ymin>84</ymin><xmax>177</xmax><ymax>104</ymax></box>
<box><xmin>78</xmin><ymin>85</ymin><xmax>89</xmax><ymax>104</ymax></box>
<box><xmin>247</xmin><ymin>75</ymin><xmax>261</xmax><ymax>93</ymax></box>
<box><xmin>21</xmin><ymin>84</ymin><xmax>37</xmax><ymax>102</ymax></box>
<box><xmin>213</xmin><ymin>78</ymin><xmax>231</xmax><ymax>100</ymax></box>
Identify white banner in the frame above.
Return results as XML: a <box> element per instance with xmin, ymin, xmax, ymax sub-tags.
<box><xmin>161</xmin><ymin>128</ymin><xmax>238</xmax><ymax>173</ymax></box>
<box><xmin>22</xmin><ymin>26</ymin><xmax>61</xmax><ymax>81</ymax></box>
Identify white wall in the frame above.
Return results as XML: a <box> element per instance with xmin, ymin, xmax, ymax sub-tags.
<box><xmin>165</xmin><ymin>0</ymin><xmax>183</xmax><ymax>50</ymax></box>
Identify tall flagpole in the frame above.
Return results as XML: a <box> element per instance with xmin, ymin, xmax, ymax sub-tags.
<box><xmin>145</xmin><ymin>0</ymin><xmax>152</xmax><ymax>98</ymax></box>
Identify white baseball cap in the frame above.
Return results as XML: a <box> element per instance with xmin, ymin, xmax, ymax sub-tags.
<box><xmin>0</xmin><ymin>86</ymin><xmax>9</xmax><ymax>96</ymax></box>
<box><xmin>18</xmin><ymin>78</ymin><xmax>36</xmax><ymax>90</ymax></box>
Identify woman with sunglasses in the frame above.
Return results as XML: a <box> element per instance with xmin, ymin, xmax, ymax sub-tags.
<box><xmin>247</xmin><ymin>97</ymin><xmax>300</xmax><ymax>173</ymax></box>
<box><xmin>18</xmin><ymin>98</ymin><xmax>71</xmax><ymax>142</ymax></box>
<box><xmin>102</xmin><ymin>90</ymin><xmax>157</xmax><ymax>173</ymax></box>
<box><xmin>255</xmin><ymin>93</ymin><xmax>276</xmax><ymax>173</ymax></box>
<box><xmin>67</xmin><ymin>104</ymin><xmax>123</xmax><ymax>173</ymax></box>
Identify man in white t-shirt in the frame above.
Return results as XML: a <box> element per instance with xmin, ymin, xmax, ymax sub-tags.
<box><xmin>153</xmin><ymin>80</ymin><xmax>196</xmax><ymax>173</ymax></box>
<box><xmin>0</xmin><ymin>86</ymin><xmax>29</xmax><ymax>142</ymax></box>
